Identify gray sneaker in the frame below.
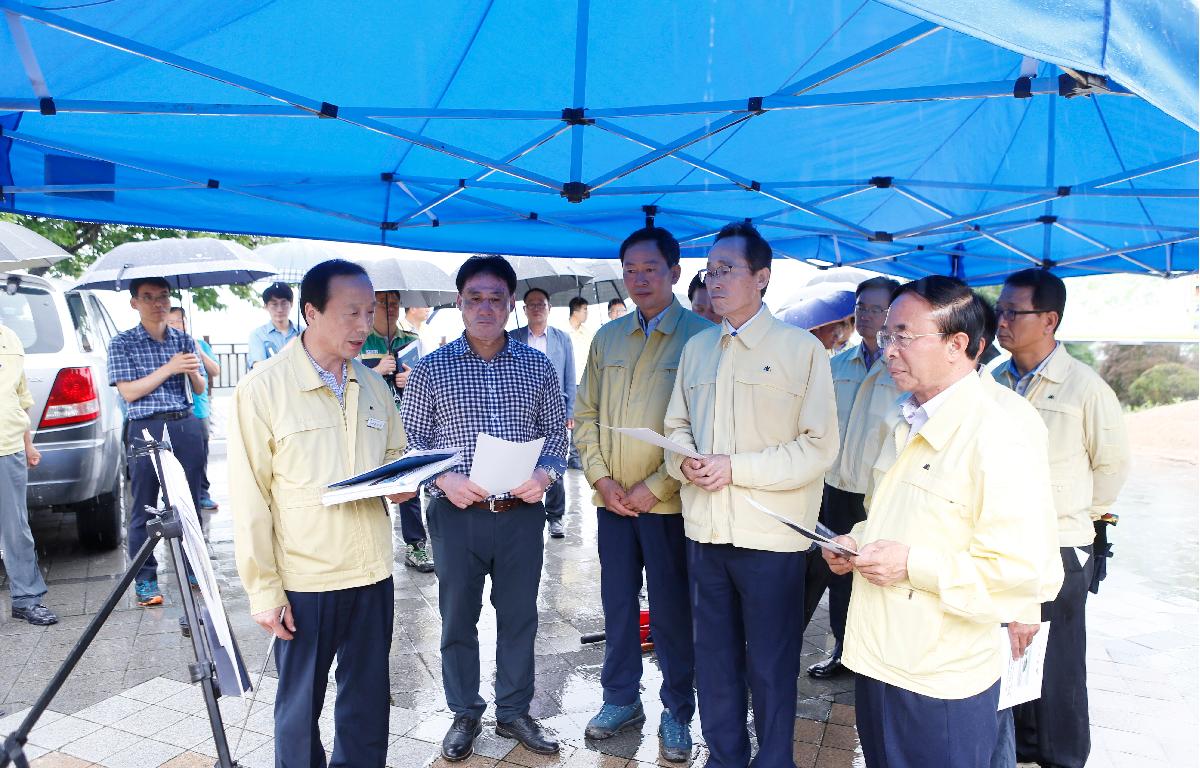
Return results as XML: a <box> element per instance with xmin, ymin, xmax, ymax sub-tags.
<box><xmin>548</xmin><ymin>519</ymin><xmax>565</xmax><ymax>539</ymax></box>
<box><xmin>404</xmin><ymin>542</ymin><xmax>436</xmax><ymax>573</ymax></box>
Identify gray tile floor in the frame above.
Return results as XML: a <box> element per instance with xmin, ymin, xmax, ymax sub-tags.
<box><xmin>1</xmin><ymin>432</ymin><xmax>1195</xmax><ymax>768</ymax></box>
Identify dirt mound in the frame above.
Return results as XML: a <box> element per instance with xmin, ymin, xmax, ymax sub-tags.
<box><xmin>1125</xmin><ymin>400</ymin><xmax>1198</xmax><ymax>465</ymax></box>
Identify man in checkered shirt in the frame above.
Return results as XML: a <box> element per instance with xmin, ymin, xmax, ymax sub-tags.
<box><xmin>401</xmin><ymin>254</ymin><xmax>567</xmax><ymax>761</ymax></box>
<box><xmin>106</xmin><ymin>276</ymin><xmax>207</xmax><ymax>609</ymax></box>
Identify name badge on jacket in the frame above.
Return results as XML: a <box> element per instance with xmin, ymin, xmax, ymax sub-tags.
<box><xmin>366</xmin><ymin>417</ymin><xmax>385</xmax><ymax>431</ymax></box>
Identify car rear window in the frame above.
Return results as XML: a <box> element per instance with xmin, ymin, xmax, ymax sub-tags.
<box><xmin>0</xmin><ymin>285</ymin><xmax>64</xmax><ymax>353</ymax></box>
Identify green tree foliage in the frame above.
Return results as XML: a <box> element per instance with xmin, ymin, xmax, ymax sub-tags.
<box><xmin>1064</xmin><ymin>341</ymin><xmax>1096</xmax><ymax>369</ymax></box>
<box><xmin>1</xmin><ymin>214</ymin><xmax>276</xmax><ymax>311</ymax></box>
<box><xmin>1128</xmin><ymin>362</ymin><xmax>1199</xmax><ymax>407</ymax></box>
<box><xmin>1099</xmin><ymin>343</ymin><xmax>1185</xmax><ymax>404</ymax></box>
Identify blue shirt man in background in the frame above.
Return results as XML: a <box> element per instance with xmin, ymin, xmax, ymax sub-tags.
<box><xmin>247</xmin><ymin>281</ymin><xmax>300</xmax><ymax>368</ymax></box>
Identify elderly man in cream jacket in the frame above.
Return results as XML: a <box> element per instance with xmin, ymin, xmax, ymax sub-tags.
<box><xmin>825</xmin><ymin>277</ymin><xmax>1058</xmax><ymax>768</ymax></box>
<box><xmin>664</xmin><ymin>222</ymin><xmax>838</xmax><ymax>768</ymax></box>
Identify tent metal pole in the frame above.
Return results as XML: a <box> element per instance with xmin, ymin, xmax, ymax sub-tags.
<box><xmin>893</xmin><ymin>185</ymin><xmax>1041</xmax><ymax>262</ymax></box>
<box><xmin>385</xmin><ymin>123</ymin><xmax>570</xmax><ymax>226</ymax></box>
<box><xmin>593</xmin><ymin>120</ymin><xmax>874</xmax><ymax>235</ymax></box>
<box><xmin>776</xmin><ymin>22</ymin><xmax>941</xmax><ymax>95</ymax></box>
<box><xmin>0</xmin><ymin>0</ymin><xmax>564</xmax><ymax>190</ymax></box>
<box><xmin>1056</xmin><ymin>218</ymin><xmax>1199</xmax><ymax>234</ymax></box>
<box><xmin>1054</xmin><ymin>234</ymin><xmax>1198</xmax><ymax>267</ymax></box>
<box><xmin>2</xmin><ymin>183</ymin><xmax>200</xmax><ymax>194</ymax></box>
<box><xmin>4</xmin><ymin>11</ymin><xmax>51</xmax><ymax>101</ymax></box>
<box><xmin>1081</xmin><ymin>153</ymin><xmax>1199</xmax><ymax>189</ymax></box>
<box><xmin>1041</xmin><ymin>95</ymin><xmax>1057</xmax><ymax>261</ymax></box>
<box><xmin>891</xmin><ymin>191</ymin><xmax>1062</xmax><ymax>239</ymax></box>
<box><xmin>569</xmin><ymin>0</ymin><xmax>590</xmax><ymax>184</ymax></box>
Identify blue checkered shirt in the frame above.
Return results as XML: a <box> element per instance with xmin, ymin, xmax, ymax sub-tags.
<box><xmin>107</xmin><ymin>324</ymin><xmax>197</xmax><ymax>420</ymax></box>
<box><xmin>401</xmin><ymin>333</ymin><xmax>568</xmax><ymax>499</ymax></box>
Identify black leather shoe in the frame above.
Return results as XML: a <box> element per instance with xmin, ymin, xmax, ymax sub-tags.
<box><xmin>442</xmin><ymin>713</ymin><xmax>482</xmax><ymax>762</ymax></box>
<box><xmin>807</xmin><ymin>654</ymin><xmax>846</xmax><ymax>679</ymax></box>
<box><xmin>496</xmin><ymin>713</ymin><xmax>559</xmax><ymax>755</ymax></box>
<box><xmin>11</xmin><ymin>604</ymin><xmax>57</xmax><ymax>626</ymax></box>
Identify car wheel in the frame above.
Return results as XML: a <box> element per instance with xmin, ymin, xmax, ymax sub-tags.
<box><xmin>75</xmin><ymin>469</ymin><xmax>125</xmax><ymax>551</ymax></box>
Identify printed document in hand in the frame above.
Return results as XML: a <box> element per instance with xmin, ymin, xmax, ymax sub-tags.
<box><xmin>469</xmin><ymin>434</ymin><xmax>545</xmax><ymax>497</ymax></box>
<box><xmin>323</xmin><ymin>449</ymin><xmax>461</xmax><ymax>506</ymax></box>
<box><xmin>997</xmin><ymin>622</ymin><xmax>1051</xmax><ymax>710</ymax></box>
<box><xmin>599</xmin><ymin>424</ymin><xmax>704</xmax><ymax>460</ymax></box>
<box><xmin>742</xmin><ymin>495</ymin><xmax>859</xmax><ymax>557</ymax></box>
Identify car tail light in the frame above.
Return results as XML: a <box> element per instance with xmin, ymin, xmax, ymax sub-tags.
<box><xmin>40</xmin><ymin>367</ymin><xmax>100</xmax><ymax>428</ymax></box>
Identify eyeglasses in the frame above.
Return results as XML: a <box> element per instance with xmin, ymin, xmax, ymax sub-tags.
<box><xmin>854</xmin><ymin>303</ymin><xmax>887</xmax><ymax>317</ymax></box>
<box><xmin>524</xmin><ymin>302</ymin><xmax>549</xmax><ymax>310</ymax></box>
<box><xmin>876</xmin><ymin>331</ymin><xmax>945</xmax><ymax>350</ymax></box>
<box><xmin>697</xmin><ymin>264</ymin><xmax>751</xmax><ymax>281</ymax></box>
<box><xmin>136</xmin><ymin>293</ymin><xmax>173</xmax><ymax>306</ymax></box>
<box><xmin>994</xmin><ymin>308</ymin><xmax>1048</xmax><ymax>322</ymax></box>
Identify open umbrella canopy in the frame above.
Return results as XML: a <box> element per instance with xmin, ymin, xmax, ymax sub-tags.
<box><xmin>548</xmin><ymin>258</ymin><xmax>626</xmax><ymax>306</ymax></box>
<box><xmin>255</xmin><ymin>240</ymin><xmax>347</xmax><ymax>283</ymax></box>
<box><xmin>779</xmin><ymin>284</ymin><xmax>859</xmax><ymax>331</ymax></box>
<box><xmin>360</xmin><ymin>258</ymin><xmax>458</xmax><ymax>308</ymax></box>
<box><xmin>69</xmin><ymin>237</ymin><xmax>275</xmax><ymax>290</ymax></box>
<box><xmin>508</xmin><ymin>256</ymin><xmax>594</xmax><ymax>298</ymax></box>
<box><xmin>0</xmin><ymin>0</ymin><xmax>1194</xmax><ymax>284</ymax></box>
<box><xmin>0</xmin><ymin>220</ymin><xmax>71</xmax><ymax>270</ymax></box>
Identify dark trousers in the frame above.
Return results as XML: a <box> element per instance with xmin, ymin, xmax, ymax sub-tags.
<box><xmin>428</xmin><ymin>498</ymin><xmax>545</xmax><ymax>721</ymax></box>
<box><xmin>198</xmin><ymin>416</ymin><xmax>211</xmax><ymax>497</ymax></box>
<box><xmin>597</xmin><ymin>508</ymin><xmax>694</xmax><ymax>722</ymax></box>
<box><xmin>802</xmin><ymin>484</ymin><xmax>866</xmax><ymax>645</ymax></box>
<box><xmin>856</xmin><ymin>675</ymin><xmax>1001</xmax><ymax>768</ymax></box>
<box><xmin>127</xmin><ymin>415</ymin><xmax>205</xmax><ymax>582</ymax></box>
<box><xmin>274</xmin><ymin>577</ymin><xmax>394</xmax><ymax>768</ymax></box>
<box><xmin>1015</xmin><ymin>546</ymin><xmax>1094</xmax><ymax>768</ymax></box>
<box><xmin>397</xmin><ymin>496</ymin><xmax>426</xmax><ymax>546</ymax></box>
<box><xmin>544</xmin><ymin>479</ymin><xmax>566</xmax><ymax>522</ymax></box>
<box><xmin>687</xmin><ymin>540</ymin><xmax>805</xmax><ymax>768</ymax></box>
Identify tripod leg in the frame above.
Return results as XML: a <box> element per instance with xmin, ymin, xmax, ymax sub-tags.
<box><xmin>0</xmin><ymin>534</ymin><xmax>161</xmax><ymax>768</ymax></box>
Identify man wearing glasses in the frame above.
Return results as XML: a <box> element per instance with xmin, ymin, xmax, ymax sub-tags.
<box><xmin>992</xmin><ymin>269</ymin><xmax>1129</xmax><ymax>768</ymax></box>
<box><xmin>107</xmin><ymin>277</ymin><xmax>207</xmax><ymax>608</ymax></box>
<box><xmin>664</xmin><ymin>222</ymin><xmax>838</xmax><ymax>768</ymax></box>
<box><xmin>825</xmin><ymin>276</ymin><xmax>1055</xmax><ymax>768</ymax></box>
<box><xmin>511</xmin><ymin>288</ymin><xmax>576</xmax><ymax>539</ymax></box>
<box><xmin>805</xmin><ymin>275</ymin><xmax>901</xmax><ymax>679</ymax></box>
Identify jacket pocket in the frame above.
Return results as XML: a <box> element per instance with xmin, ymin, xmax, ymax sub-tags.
<box><xmin>276</xmin><ymin>488</ymin><xmax>355</xmax><ymax>576</ymax></box>
<box><xmin>877</xmin><ymin>585</ymin><xmax>944</xmax><ymax>673</ymax></box>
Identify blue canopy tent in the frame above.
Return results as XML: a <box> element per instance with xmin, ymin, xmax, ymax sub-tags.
<box><xmin>0</xmin><ymin>0</ymin><xmax>1195</xmax><ymax>284</ymax></box>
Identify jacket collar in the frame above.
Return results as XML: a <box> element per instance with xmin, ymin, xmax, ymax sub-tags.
<box><xmin>721</xmin><ymin>303</ymin><xmax>772</xmax><ymax>350</ymax></box>
<box><xmin>623</xmin><ymin>297</ymin><xmax>686</xmax><ymax>338</ymax></box>
<box><xmin>287</xmin><ymin>332</ymin><xmax>358</xmax><ymax>393</ymax></box>
<box><xmin>911</xmin><ymin>371</ymin><xmax>981</xmax><ymax>452</ymax></box>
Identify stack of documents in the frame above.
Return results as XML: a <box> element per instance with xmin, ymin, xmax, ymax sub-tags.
<box><xmin>323</xmin><ymin>449</ymin><xmax>460</xmax><ymax>506</ymax></box>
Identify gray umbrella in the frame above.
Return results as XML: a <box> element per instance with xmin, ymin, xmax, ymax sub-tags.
<box><xmin>361</xmin><ymin>258</ymin><xmax>459</xmax><ymax>307</ymax></box>
<box><xmin>0</xmin><ymin>221</ymin><xmax>72</xmax><ymax>271</ymax></box>
<box><xmin>69</xmin><ymin>238</ymin><xmax>276</xmax><ymax>291</ymax></box>
<box><xmin>507</xmin><ymin>256</ymin><xmax>595</xmax><ymax>298</ymax></box>
<box><xmin>548</xmin><ymin>258</ymin><xmax>627</xmax><ymax>306</ymax></box>
<box><xmin>254</xmin><ymin>240</ymin><xmax>343</xmax><ymax>284</ymax></box>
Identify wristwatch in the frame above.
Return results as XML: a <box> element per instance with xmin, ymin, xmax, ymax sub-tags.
<box><xmin>538</xmin><ymin>465</ymin><xmax>561</xmax><ymax>487</ymax></box>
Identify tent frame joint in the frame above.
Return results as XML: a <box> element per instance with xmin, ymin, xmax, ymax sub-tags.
<box><xmin>869</xmin><ymin>176</ymin><xmax>893</xmax><ymax>188</ymax></box>
<box><xmin>38</xmin><ymin>96</ymin><xmax>54</xmax><ymax>115</ymax></box>
<box><xmin>869</xmin><ymin>231</ymin><xmax>893</xmax><ymax>242</ymax></box>
<box><xmin>1037</xmin><ymin>214</ymin><xmax>1058</xmax><ymax>224</ymax></box>
<box><xmin>561</xmin><ymin>181</ymin><xmax>590</xmax><ymax>203</ymax></box>
<box><xmin>318</xmin><ymin>101</ymin><xmax>338</xmax><ymax>119</ymax></box>
<box><xmin>561</xmin><ymin>107</ymin><xmax>592</xmax><ymax>125</ymax></box>
<box><xmin>746</xmin><ymin>96</ymin><xmax>766</xmax><ymax>114</ymax></box>
<box><xmin>1057</xmin><ymin>70</ymin><xmax>1109</xmax><ymax>99</ymax></box>
<box><xmin>1013</xmin><ymin>76</ymin><xmax>1033</xmax><ymax>99</ymax></box>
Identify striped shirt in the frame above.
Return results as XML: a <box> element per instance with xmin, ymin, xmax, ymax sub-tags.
<box><xmin>107</xmin><ymin>324</ymin><xmax>196</xmax><ymax>420</ymax></box>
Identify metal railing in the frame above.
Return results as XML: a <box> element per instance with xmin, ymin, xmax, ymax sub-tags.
<box><xmin>207</xmin><ymin>343</ymin><xmax>249</xmax><ymax>390</ymax></box>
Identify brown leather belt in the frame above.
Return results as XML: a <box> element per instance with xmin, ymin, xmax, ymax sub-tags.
<box><xmin>468</xmin><ymin>497</ymin><xmax>523</xmax><ymax>513</ymax></box>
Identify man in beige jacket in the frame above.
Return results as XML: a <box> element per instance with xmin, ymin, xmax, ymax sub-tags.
<box><xmin>664</xmin><ymin>222</ymin><xmax>838</xmax><ymax>768</ymax></box>
<box><xmin>573</xmin><ymin>227</ymin><xmax>713</xmax><ymax>760</ymax></box>
<box><xmin>993</xmin><ymin>268</ymin><xmax>1129</xmax><ymax>768</ymax></box>
<box><xmin>229</xmin><ymin>260</ymin><xmax>411</xmax><ymax>768</ymax></box>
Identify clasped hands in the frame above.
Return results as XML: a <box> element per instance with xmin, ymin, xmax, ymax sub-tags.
<box><xmin>822</xmin><ymin>536</ymin><xmax>911</xmax><ymax>587</ymax></box>
<box><xmin>679</xmin><ymin>454</ymin><xmax>733</xmax><ymax>492</ymax></box>
<box><xmin>435</xmin><ymin>469</ymin><xmax>552</xmax><ymax>509</ymax></box>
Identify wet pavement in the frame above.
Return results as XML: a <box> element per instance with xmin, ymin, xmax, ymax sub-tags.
<box><xmin>0</xmin><ymin>406</ymin><xmax>1196</xmax><ymax>768</ymax></box>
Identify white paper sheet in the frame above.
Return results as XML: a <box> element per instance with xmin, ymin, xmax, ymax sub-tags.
<box><xmin>469</xmin><ymin>433</ymin><xmax>545</xmax><ymax>497</ymax></box>
<box><xmin>147</xmin><ymin>429</ymin><xmax>251</xmax><ymax>697</ymax></box>
<box><xmin>997</xmin><ymin>621</ymin><xmax>1051</xmax><ymax>710</ymax></box>
<box><xmin>742</xmin><ymin>495</ymin><xmax>859</xmax><ymax>556</ymax></box>
<box><xmin>599</xmin><ymin>424</ymin><xmax>704</xmax><ymax>460</ymax></box>
<box><xmin>322</xmin><ymin>452</ymin><xmax>460</xmax><ymax>506</ymax></box>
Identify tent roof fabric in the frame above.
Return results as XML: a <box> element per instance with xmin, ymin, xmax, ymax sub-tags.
<box><xmin>0</xmin><ymin>0</ymin><xmax>1195</xmax><ymax>284</ymax></box>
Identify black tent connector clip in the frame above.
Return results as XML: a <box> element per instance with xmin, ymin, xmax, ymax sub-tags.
<box><xmin>458</xmin><ymin>178</ymin><xmax>467</xmax><ymax>188</ymax></box>
<box><xmin>1057</xmin><ymin>185</ymin><xmax>1071</xmax><ymax>196</ymax></box>
<box><xmin>561</xmin><ymin>182</ymin><xmax>590</xmax><ymax>203</ymax></box>
<box><xmin>380</xmin><ymin>221</ymin><xmax>399</xmax><ymax>231</ymax></box>
<box><xmin>561</xmin><ymin>107</ymin><xmax>592</xmax><ymax>125</ymax></box>
<box><xmin>1013</xmin><ymin>76</ymin><xmax>1033</xmax><ymax>99</ymax></box>
<box><xmin>528</xmin><ymin>212</ymin><xmax>539</xmax><ymax>220</ymax></box>
<box><xmin>1040</xmin><ymin>258</ymin><xmax>1057</xmax><ymax>269</ymax></box>
<box><xmin>1058</xmin><ymin>71</ymin><xmax>1109</xmax><ymax>99</ymax></box>
<box><xmin>430</xmin><ymin>219</ymin><xmax>440</xmax><ymax>227</ymax></box>
<box><xmin>318</xmin><ymin>102</ymin><xmax>339</xmax><ymax>119</ymax></box>
<box><xmin>380</xmin><ymin>172</ymin><xmax>395</xmax><ymax>182</ymax></box>
<box><xmin>869</xmin><ymin>176</ymin><xmax>893</xmax><ymax>188</ymax></box>
<box><xmin>206</xmin><ymin>179</ymin><xmax>219</xmax><ymax>189</ymax></box>
<box><xmin>746</xmin><ymin>96</ymin><xmax>765</xmax><ymax>114</ymax></box>
<box><xmin>749</xmin><ymin>180</ymin><xmax>761</xmax><ymax>191</ymax></box>
<box><xmin>1037</xmin><ymin>214</ymin><xmax>1058</xmax><ymax>224</ymax></box>
<box><xmin>38</xmin><ymin>97</ymin><xmax>56</xmax><ymax>116</ymax></box>
<box><xmin>643</xmin><ymin>204</ymin><xmax>657</xmax><ymax>227</ymax></box>
<box><xmin>869</xmin><ymin>231</ymin><xmax>893</xmax><ymax>242</ymax></box>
